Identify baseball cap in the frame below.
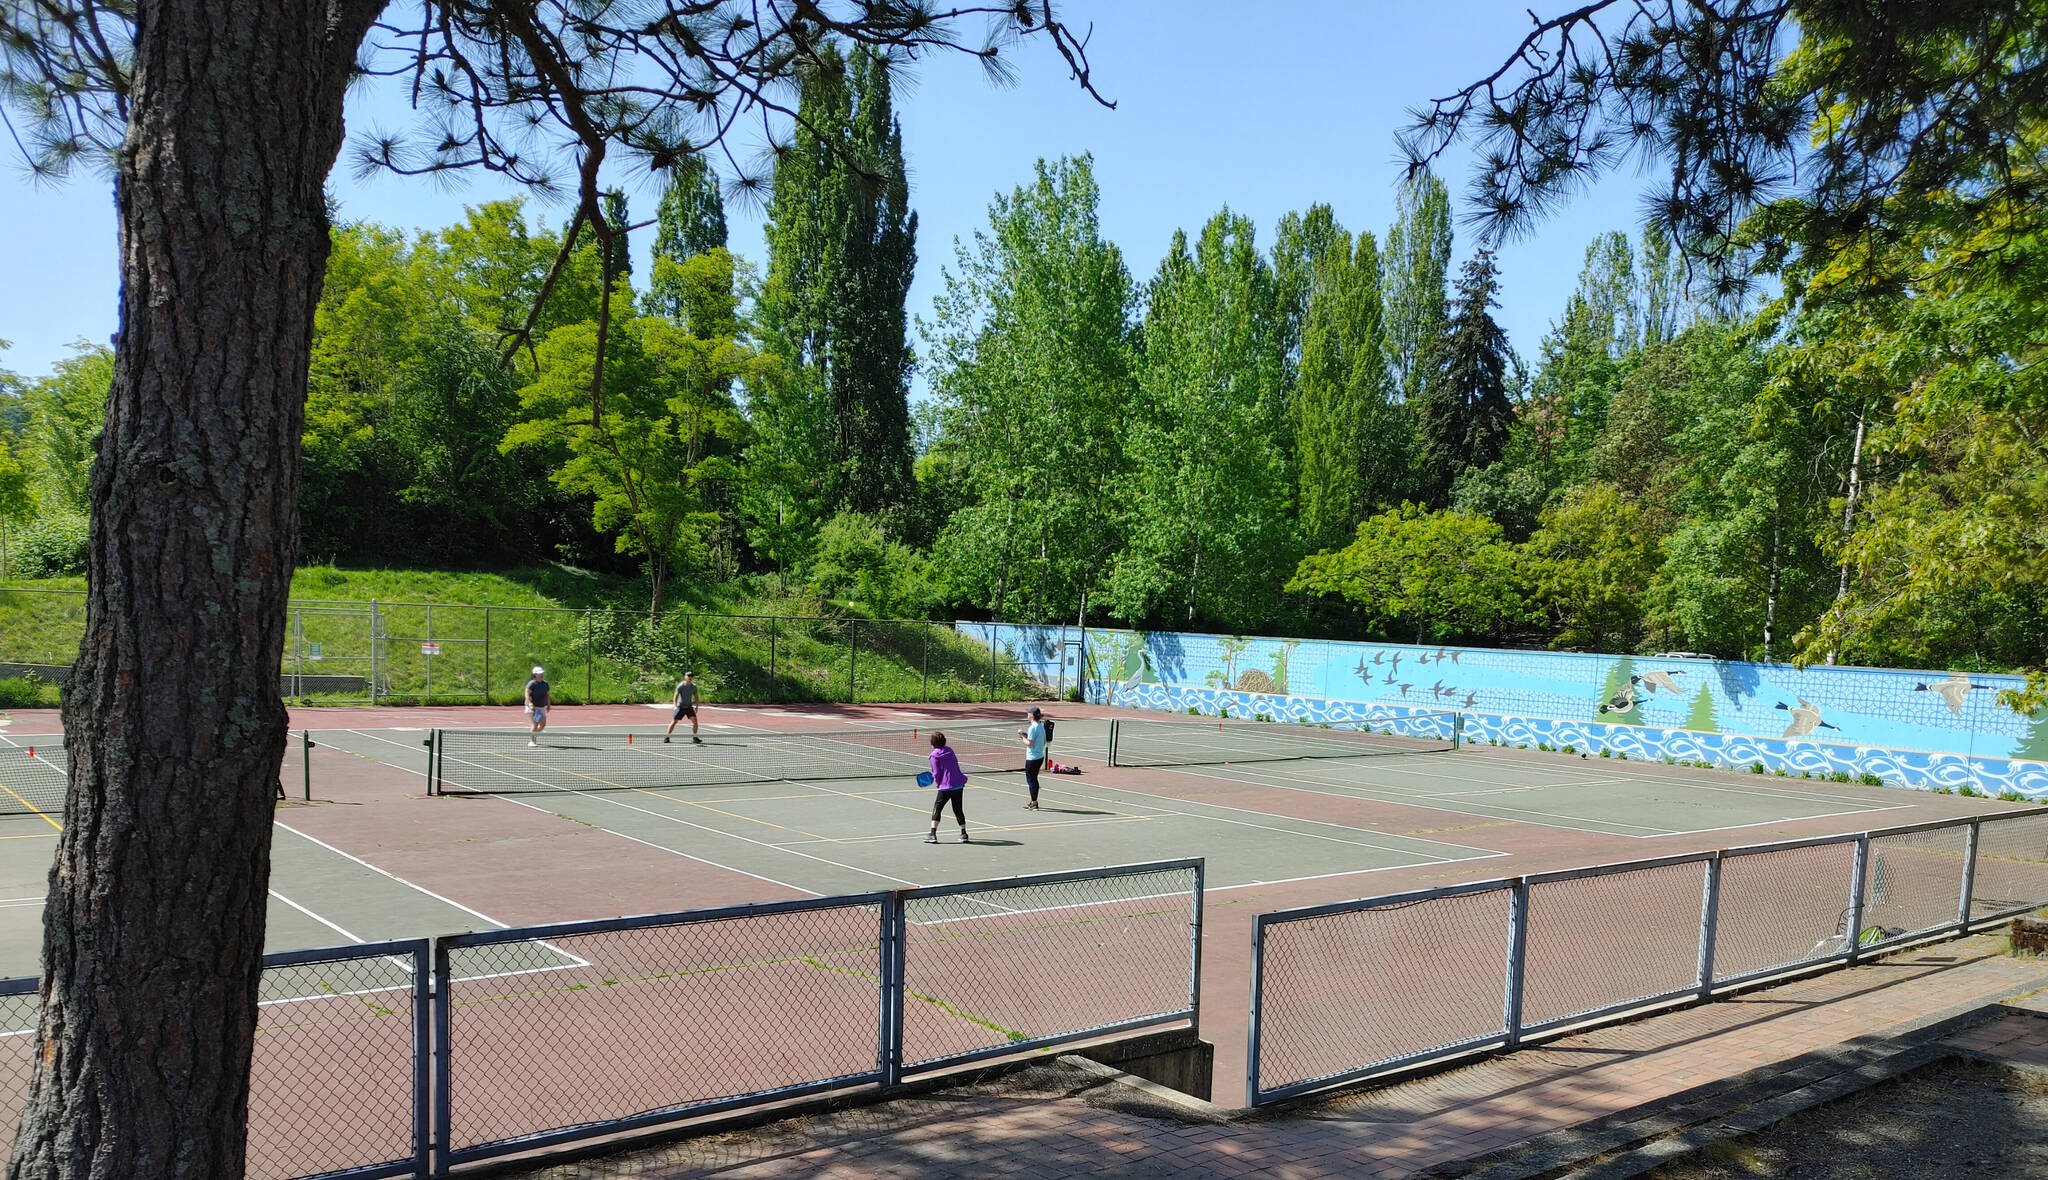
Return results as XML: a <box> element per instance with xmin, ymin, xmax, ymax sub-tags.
<box><xmin>532</xmin><ymin>666</ymin><xmax>545</xmax><ymax>675</ymax></box>
<box><xmin>1027</xmin><ymin>706</ymin><xmax>1042</xmax><ymax>716</ymax></box>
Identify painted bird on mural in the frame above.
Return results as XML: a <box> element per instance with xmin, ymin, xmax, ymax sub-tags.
<box><xmin>1373</xmin><ymin>651</ymin><xmax>1384</xmax><ymax>665</ymax></box>
<box><xmin>1599</xmin><ymin>677</ymin><xmax>1644</xmax><ymax>714</ymax></box>
<box><xmin>1355</xmin><ymin>657</ymin><xmax>1370</xmax><ymax>683</ymax></box>
<box><xmin>1638</xmin><ymin>669</ymin><xmax>1688</xmax><ymax>695</ymax></box>
<box><xmin>1383</xmin><ymin>672</ymin><xmax>1398</xmax><ymax>686</ymax></box>
<box><xmin>1776</xmin><ymin>698</ymin><xmax>1839</xmax><ymax>738</ymax></box>
<box><xmin>1399</xmin><ymin>683</ymin><xmax>1413</xmax><ymax>696</ymax></box>
<box><xmin>1914</xmin><ymin>671</ymin><xmax>1993</xmax><ymax>717</ymax></box>
<box><xmin>1462</xmin><ymin>692</ymin><xmax>1478</xmax><ymax>708</ymax></box>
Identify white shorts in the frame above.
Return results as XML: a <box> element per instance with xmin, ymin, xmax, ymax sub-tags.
<box><xmin>530</xmin><ymin>708</ymin><xmax>547</xmax><ymax>724</ymax></box>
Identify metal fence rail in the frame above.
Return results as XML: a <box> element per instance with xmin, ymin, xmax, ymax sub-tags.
<box><xmin>1249</xmin><ymin>810</ymin><xmax>2048</xmax><ymax>1105</ymax></box>
<box><xmin>3</xmin><ymin>862</ymin><xmax>1199</xmax><ymax>1179</ymax></box>
<box><xmin>1</xmin><ymin>940</ymin><xmax>429</xmax><ymax>1180</ymax></box>
<box><xmin>0</xmin><ymin>588</ymin><xmax>1065</xmax><ymax>707</ymax></box>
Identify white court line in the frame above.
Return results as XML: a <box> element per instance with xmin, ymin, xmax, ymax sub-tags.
<box><xmin>269</xmin><ymin>888</ymin><xmax>369</xmax><ymax>944</ymax></box>
<box><xmin>272</xmin><ymin>820</ymin><xmax>592</xmax><ymax>970</ymax></box>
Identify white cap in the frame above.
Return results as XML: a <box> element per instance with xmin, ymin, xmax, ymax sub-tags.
<box><xmin>532</xmin><ymin>666</ymin><xmax>545</xmax><ymax>675</ymax></box>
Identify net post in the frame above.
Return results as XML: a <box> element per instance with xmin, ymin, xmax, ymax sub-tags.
<box><xmin>302</xmin><ymin>731</ymin><xmax>312</xmax><ymax>802</ymax></box>
<box><xmin>426</xmin><ymin>731</ymin><xmax>440</xmax><ymax>796</ymax></box>
<box><xmin>1451</xmin><ymin>711</ymin><xmax>1464</xmax><ymax>751</ymax></box>
<box><xmin>585</xmin><ymin>611</ymin><xmax>594</xmax><ymax>704</ymax></box>
<box><xmin>482</xmin><ymin>607</ymin><xmax>491</xmax><ymax>705</ymax></box>
<box><xmin>1107</xmin><ymin>719</ymin><xmax>1120</xmax><ymax>767</ymax></box>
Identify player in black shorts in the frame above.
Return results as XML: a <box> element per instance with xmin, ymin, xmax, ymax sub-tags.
<box><xmin>664</xmin><ymin>671</ymin><xmax>702</xmax><ymax>744</ymax></box>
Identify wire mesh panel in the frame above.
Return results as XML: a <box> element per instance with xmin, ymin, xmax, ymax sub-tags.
<box><xmin>1521</xmin><ymin>859</ymin><xmax>1707</xmax><ymax>1031</ymax></box>
<box><xmin>1111</xmin><ymin>713</ymin><xmax>1459</xmax><ymax>770</ymax></box>
<box><xmin>249</xmin><ymin>942</ymin><xmax>427</xmax><ymax>1180</ymax></box>
<box><xmin>0</xmin><ymin>744</ymin><xmax>67</xmax><ymax>819</ymax></box>
<box><xmin>1710</xmin><ymin>840</ymin><xmax>1862</xmax><ymax>984</ymax></box>
<box><xmin>1860</xmin><ymin>824</ymin><xmax>1972</xmax><ymax>946</ymax></box>
<box><xmin>481</xmin><ymin>608</ymin><xmax>593</xmax><ymax>704</ymax></box>
<box><xmin>436</xmin><ymin>897</ymin><xmax>889</xmax><ymax>1169</ymax></box>
<box><xmin>1252</xmin><ymin>882</ymin><xmax>1513</xmax><ymax>1102</ymax></box>
<box><xmin>897</xmin><ymin>861</ymin><xmax>1200</xmax><ymax>1073</ymax></box>
<box><xmin>685</xmin><ymin>614</ymin><xmax>780</xmax><ymax>702</ymax></box>
<box><xmin>854</xmin><ymin>620</ymin><xmax>936</xmax><ymax>704</ymax></box>
<box><xmin>1</xmin><ymin>977</ymin><xmax>33</xmax><ymax>1161</ymax></box>
<box><xmin>1968</xmin><ymin>811</ymin><xmax>2048</xmax><ymax>923</ymax></box>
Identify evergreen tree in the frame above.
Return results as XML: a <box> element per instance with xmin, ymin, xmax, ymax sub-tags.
<box><xmin>644</xmin><ymin>157</ymin><xmax>728</xmax><ymax>320</ymax></box>
<box><xmin>1382</xmin><ymin>172</ymin><xmax>1452</xmax><ymax>404</ymax></box>
<box><xmin>1414</xmin><ymin>251</ymin><xmax>1514</xmax><ymax>504</ymax></box>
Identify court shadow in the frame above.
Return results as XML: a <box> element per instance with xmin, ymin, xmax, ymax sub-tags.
<box><xmin>1030</xmin><ymin>806</ymin><xmax>1113</xmax><ymax>816</ymax></box>
<box><xmin>959</xmin><ymin>837</ymin><xmax>1023</xmax><ymax>846</ymax></box>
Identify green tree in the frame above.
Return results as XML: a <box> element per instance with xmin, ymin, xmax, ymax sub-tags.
<box><xmin>508</xmin><ymin>252</ymin><xmax>761</xmax><ymax>619</ymax></box>
<box><xmin>1412</xmin><ymin>251</ymin><xmax>1515</xmax><ymax>505</ymax></box>
<box><xmin>1382</xmin><ymin>172</ymin><xmax>1452</xmax><ymax>405</ymax></box>
<box><xmin>17</xmin><ymin>344</ymin><xmax>112</xmax><ymax>516</ymax></box>
<box><xmin>1293</xmin><ymin>227</ymin><xmax>1401</xmax><ymax>548</ymax></box>
<box><xmin>754</xmin><ymin>44</ymin><xmax>918</xmax><ymax>551</ymax></box>
<box><xmin>1109</xmin><ymin>213</ymin><xmax>1298</xmax><ymax>629</ymax></box>
<box><xmin>644</xmin><ymin>157</ymin><xmax>729</xmax><ymax>320</ymax></box>
<box><xmin>1522</xmin><ymin>483</ymin><xmax>1662</xmax><ymax>652</ymax></box>
<box><xmin>921</xmin><ymin>155</ymin><xmax>1134</xmax><ymax>622</ymax></box>
<box><xmin>1288</xmin><ymin>503</ymin><xmax>1534</xmax><ymax>642</ymax></box>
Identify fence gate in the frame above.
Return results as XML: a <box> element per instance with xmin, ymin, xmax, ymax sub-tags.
<box><xmin>286</xmin><ymin>606</ymin><xmax>377</xmax><ymax>704</ymax></box>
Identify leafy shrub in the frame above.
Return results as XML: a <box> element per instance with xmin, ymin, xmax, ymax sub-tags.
<box><xmin>1859</xmin><ymin>773</ymin><xmax>1884</xmax><ymax>787</ymax></box>
<box><xmin>11</xmin><ymin>513</ymin><xmax>89</xmax><ymax>578</ymax></box>
<box><xmin>0</xmin><ymin>675</ymin><xmax>46</xmax><ymax>707</ymax></box>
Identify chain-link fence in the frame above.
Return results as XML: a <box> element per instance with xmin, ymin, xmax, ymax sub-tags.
<box><xmin>0</xmin><ymin>588</ymin><xmax>1058</xmax><ymax>707</ymax></box>
<box><xmin>2</xmin><ymin>942</ymin><xmax>427</xmax><ymax>1180</ymax></box>
<box><xmin>1250</xmin><ymin>810</ymin><xmax>2048</xmax><ymax>1105</ymax></box>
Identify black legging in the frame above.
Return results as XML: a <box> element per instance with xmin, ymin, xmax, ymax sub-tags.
<box><xmin>930</xmin><ymin>788</ymin><xmax>965</xmax><ymax>824</ymax></box>
<box><xmin>1024</xmin><ymin>757</ymin><xmax>1044</xmax><ymax>802</ymax></box>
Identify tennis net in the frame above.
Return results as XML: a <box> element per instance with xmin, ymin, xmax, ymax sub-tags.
<box><xmin>430</xmin><ymin>722</ymin><xmax>1030</xmax><ymax>797</ymax></box>
<box><xmin>0</xmin><ymin>745</ymin><xmax>68</xmax><ymax>818</ymax></box>
<box><xmin>1107</xmin><ymin>712</ymin><xmax>1459</xmax><ymax>769</ymax></box>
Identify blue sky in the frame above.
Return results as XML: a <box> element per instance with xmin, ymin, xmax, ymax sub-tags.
<box><xmin>0</xmin><ymin>0</ymin><xmax>1653</xmax><ymax>383</ymax></box>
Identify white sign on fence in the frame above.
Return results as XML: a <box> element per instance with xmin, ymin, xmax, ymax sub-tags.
<box><xmin>421</xmin><ymin>642</ymin><xmax>441</xmax><ymax>656</ymax></box>
<box><xmin>308</xmin><ymin>643</ymin><xmax>323</xmax><ymax>661</ymax></box>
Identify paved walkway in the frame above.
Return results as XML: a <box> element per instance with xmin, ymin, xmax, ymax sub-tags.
<box><xmin>519</xmin><ymin>935</ymin><xmax>2048</xmax><ymax>1179</ymax></box>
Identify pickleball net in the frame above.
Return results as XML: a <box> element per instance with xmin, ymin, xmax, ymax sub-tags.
<box><xmin>429</xmin><ymin>722</ymin><xmax>1028</xmax><ymax>797</ymax></box>
<box><xmin>0</xmin><ymin>745</ymin><xmax>68</xmax><ymax>818</ymax></box>
<box><xmin>1107</xmin><ymin>711</ymin><xmax>1459</xmax><ymax>769</ymax></box>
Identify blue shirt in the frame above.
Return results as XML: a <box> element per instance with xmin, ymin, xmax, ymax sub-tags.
<box><xmin>527</xmin><ymin>678</ymin><xmax>550</xmax><ymax>707</ymax></box>
<box><xmin>1024</xmin><ymin>720</ymin><xmax>1048</xmax><ymax>760</ymax></box>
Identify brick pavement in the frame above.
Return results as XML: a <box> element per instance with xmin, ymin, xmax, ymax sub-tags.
<box><xmin>514</xmin><ymin>935</ymin><xmax>2048</xmax><ymax>1179</ymax></box>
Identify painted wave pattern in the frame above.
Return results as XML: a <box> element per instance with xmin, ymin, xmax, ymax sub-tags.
<box><xmin>1084</xmin><ymin>678</ymin><xmax>2048</xmax><ymax>800</ymax></box>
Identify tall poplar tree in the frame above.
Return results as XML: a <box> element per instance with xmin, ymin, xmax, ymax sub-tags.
<box><xmin>1414</xmin><ymin>251</ymin><xmax>1515</xmax><ymax>504</ymax></box>
<box><xmin>753</xmin><ymin>44</ymin><xmax>917</xmax><ymax>571</ymax></box>
<box><xmin>1294</xmin><ymin>229</ymin><xmax>1398</xmax><ymax>549</ymax></box>
<box><xmin>1382</xmin><ymin>172</ymin><xmax>1453</xmax><ymax>404</ymax></box>
<box><xmin>644</xmin><ymin>157</ymin><xmax>729</xmax><ymax>320</ymax></box>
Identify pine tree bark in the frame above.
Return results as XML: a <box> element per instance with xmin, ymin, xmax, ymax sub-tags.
<box><xmin>8</xmin><ymin>3</ymin><xmax>379</xmax><ymax>1177</ymax></box>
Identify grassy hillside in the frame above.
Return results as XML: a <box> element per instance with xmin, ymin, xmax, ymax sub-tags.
<box><xmin>0</xmin><ymin>566</ymin><xmax>1043</xmax><ymax>707</ymax></box>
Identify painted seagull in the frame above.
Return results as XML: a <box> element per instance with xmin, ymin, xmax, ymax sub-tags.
<box><xmin>1914</xmin><ymin>670</ymin><xmax>1994</xmax><ymax>717</ymax></box>
<box><xmin>1449</xmin><ymin>650</ymin><xmax>1462</xmax><ymax>665</ymax></box>
<box><xmin>1383</xmin><ymin>672</ymin><xmax>1398</xmax><ymax>685</ymax></box>
<box><xmin>1399</xmin><ymin>683</ymin><xmax>1413</xmax><ymax>696</ymax></box>
<box><xmin>1776</xmin><ymin>698</ymin><xmax>1839</xmax><ymax>739</ymax></box>
<box><xmin>1462</xmin><ymin>691</ymin><xmax>1478</xmax><ymax>708</ymax></box>
<box><xmin>1373</xmin><ymin>651</ymin><xmax>1384</xmax><ymax>666</ymax></box>
<box><xmin>1599</xmin><ymin>677</ymin><xmax>1644</xmax><ymax>715</ymax></box>
<box><xmin>1389</xmin><ymin>654</ymin><xmax>1401</xmax><ymax>674</ymax></box>
<box><xmin>1638</xmin><ymin>669</ymin><xmax>1688</xmax><ymax>695</ymax></box>
<box><xmin>1415</xmin><ymin>652</ymin><xmax>1431</xmax><ymax>666</ymax></box>
<box><xmin>1355</xmin><ymin>657</ymin><xmax>1370</xmax><ymax>682</ymax></box>
<box><xmin>1434</xmin><ymin>646</ymin><xmax>1450</xmax><ymax>663</ymax></box>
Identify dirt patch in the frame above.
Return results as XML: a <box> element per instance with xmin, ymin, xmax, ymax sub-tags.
<box><xmin>1649</xmin><ymin>1057</ymin><xmax>2048</xmax><ymax>1178</ymax></box>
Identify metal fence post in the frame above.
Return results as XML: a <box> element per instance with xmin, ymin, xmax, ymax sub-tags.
<box><xmin>291</xmin><ymin>610</ymin><xmax>303</xmax><ymax>701</ymax></box>
<box><xmin>1248</xmin><ymin>912</ymin><xmax>1267</xmax><ymax>1105</ymax></box>
<box><xmin>769</xmin><ymin>616</ymin><xmax>778</xmax><ymax>703</ymax></box>
<box><xmin>411</xmin><ymin>940</ymin><xmax>432</xmax><ymax>1179</ymax></box>
<box><xmin>848</xmin><ymin>621</ymin><xmax>857</xmax><ymax>703</ymax></box>
<box><xmin>585</xmin><ymin>610</ymin><xmax>593</xmax><ymax>705</ymax></box>
<box><xmin>1696</xmin><ymin>854</ymin><xmax>1723</xmax><ymax>998</ymax></box>
<box><xmin>988</xmin><ymin>628</ymin><xmax>997</xmax><ymax>702</ymax></box>
<box><xmin>921</xmin><ymin>623</ymin><xmax>930</xmax><ymax>703</ymax></box>
<box><xmin>302</xmin><ymin>731</ymin><xmax>312</xmax><ymax>802</ymax></box>
<box><xmin>370</xmin><ymin>600</ymin><xmax>381</xmax><ymax>705</ymax></box>
<box><xmin>1188</xmin><ymin>860</ymin><xmax>1205</xmax><ymax>1035</ymax></box>
<box><xmin>1503</xmin><ymin>879</ymin><xmax>1531</xmax><ymax>1047</ymax></box>
<box><xmin>424</xmin><ymin>604</ymin><xmax>434</xmax><ymax>703</ymax></box>
<box><xmin>1845</xmin><ymin>835</ymin><xmax>1872</xmax><ymax>963</ymax></box>
<box><xmin>1959</xmin><ymin>820</ymin><xmax>1983</xmax><ymax>933</ymax></box>
<box><xmin>431</xmin><ymin>938</ymin><xmax>453</xmax><ymax>1176</ymax></box>
<box><xmin>483</xmin><ymin>607</ymin><xmax>491</xmax><ymax>705</ymax></box>
<box><xmin>880</xmin><ymin>891</ymin><xmax>906</xmax><ymax>1089</ymax></box>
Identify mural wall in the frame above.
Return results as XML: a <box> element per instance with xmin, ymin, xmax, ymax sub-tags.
<box><xmin>1013</xmin><ymin>624</ymin><xmax>2048</xmax><ymax>799</ymax></box>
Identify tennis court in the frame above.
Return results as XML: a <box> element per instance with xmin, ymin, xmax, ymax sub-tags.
<box><xmin>0</xmin><ymin>698</ymin><xmax>2025</xmax><ymax>1135</ymax></box>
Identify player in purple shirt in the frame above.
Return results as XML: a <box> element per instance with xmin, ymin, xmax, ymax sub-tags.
<box><xmin>924</xmin><ymin>731</ymin><xmax>970</xmax><ymax>844</ymax></box>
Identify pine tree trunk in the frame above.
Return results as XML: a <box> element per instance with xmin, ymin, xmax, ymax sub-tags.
<box><xmin>1763</xmin><ymin>510</ymin><xmax>1781</xmax><ymax>664</ymax></box>
<box><xmin>7</xmin><ymin>4</ymin><xmax>375</xmax><ymax>1177</ymax></box>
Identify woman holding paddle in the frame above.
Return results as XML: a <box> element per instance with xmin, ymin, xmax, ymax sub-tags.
<box><xmin>923</xmin><ymin>731</ymin><xmax>970</xmax><ymax>844</ymax></box>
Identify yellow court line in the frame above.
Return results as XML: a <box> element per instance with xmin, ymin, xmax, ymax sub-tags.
<box><xmin>0</xmin><ymin>831</ymin><xmax>58</xmax><ymax>840</ymax></box>
<box><xmin>0</xmin><ymin>780</ymin><xmax>61</xmax><ymax>832</ymax></box>
<box><xmin>794</xmin><ymin>813</ymin><xmax>1158</xmax><ymax>846</ymax></box>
